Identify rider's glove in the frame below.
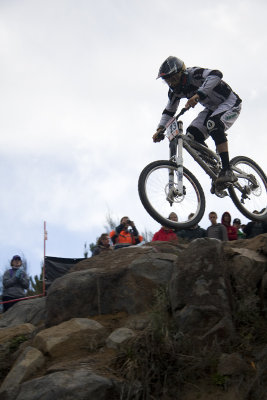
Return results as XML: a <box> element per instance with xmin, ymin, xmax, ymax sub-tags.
<box><xmin>153</xmin><ymin>126</ymin><xmax>165</xmax><ymax>143</ymax></box>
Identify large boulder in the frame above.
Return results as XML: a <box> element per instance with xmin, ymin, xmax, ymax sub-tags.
<box><xmin>169</xmin><ymin>238</ymin><xmax>234</xmax><ymax>341</ymax></box>
<box><xmin>0</xmin><ymin>346</ymin><xmax>45</xmax><ymax>392</ymax></box>
<box><xmin>224</xmin><ymin>245</ymin><xmax>267</xmax><ymax>298</ymax></box>
<box><xmin>0</xmin><ymin>369</ymin><xmax>117</xmax><ymax>400</ymax></box>
<box><xmin>33</xmin><ymin>318</ymin><xmax>105</xmax><ymax>358</ymax></box>
<box><xmin>0</xmin><ymin>298</ymin><xmax>46</xmax><ymax>328</ymax></box>
<box><xmin>225</xmin><ymin>233</ymin><xmax>267</xmax><ymax>256</ymax></box>
<box><xmin>0</xmin><ymin>324</ymin><xmax>36</xmax><ymax>345</ymax></box>
<box><xmin>45</xmin><ymin>245</ymin><xmax>180</xmax><ymax>327</ymax></box>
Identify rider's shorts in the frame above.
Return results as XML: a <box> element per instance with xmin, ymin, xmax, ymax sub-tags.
<box><xmin>187</xmin><ymin>93</ymin><xmax>242</xmax><ymax>141</ymax></box>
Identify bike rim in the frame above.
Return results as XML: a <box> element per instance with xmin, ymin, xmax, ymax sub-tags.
<box><xmin>142</xmin><ymin>164</ymin><xmax>203</xmax><ymax>227</ymax></box>
<box><xmin>230</xmin><ymin>160</ymin><xmax>267</xmax><ymax>219</ymax></box>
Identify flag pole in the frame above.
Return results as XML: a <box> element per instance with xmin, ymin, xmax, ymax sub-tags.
<box><xmin>43</xmin><ymin>221</ymin><xmax>47</xmax><ymax>295</ymax></box>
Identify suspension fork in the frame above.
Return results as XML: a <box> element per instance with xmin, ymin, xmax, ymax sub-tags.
<box><xmin>168</xmin><ymin>121</ymin><xmax>184</xmax><ymax>195</ymax></box>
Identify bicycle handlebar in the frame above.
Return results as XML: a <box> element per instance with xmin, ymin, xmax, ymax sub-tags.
<box><xmin>175</xmin><ymin>107</ymin><xmax>189</xmax><ymax>120</ymax></box>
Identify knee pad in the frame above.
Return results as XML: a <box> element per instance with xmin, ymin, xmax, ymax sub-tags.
<box><xmin>206</xmin><ymin>118</ymin><xmax>227</xmax><ymax>146</ymax></box>
<box><xmin>186</xmin><ymin>126</ymin><xmax>206</xmax><ymax>145</ymax></box>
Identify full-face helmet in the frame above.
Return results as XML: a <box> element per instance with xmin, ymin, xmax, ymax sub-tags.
<box><xmin>157</xmin><ymin>56</ymin><xmax>185</xmax><ymax>79</ymax></box>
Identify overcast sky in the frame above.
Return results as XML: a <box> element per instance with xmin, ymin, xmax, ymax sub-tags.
<box><xmin>0</xmin><ymin>0</ymin><xmax>266</xmax><ymax>277</ymax></box>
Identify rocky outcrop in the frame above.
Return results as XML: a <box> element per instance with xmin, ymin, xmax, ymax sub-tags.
<box><xmin>0</xmin><ymin>235</ymin><xmax>267</xmax><ymax>400</ymax></box>
<box><xmin>1</xmin><ymin>369</ymin><xmax>118</xmax><ymax>400</ymax></box>
<box><xmin>33</xmin><ymin>318</ymin><xmax>106</xmax><ymax>357</ymax></box>
<box><xmin>0</xmin><ymin>298</ymin><xmax>46</xmax><ymax>328</ymax></box>
<box><xmin>1</xmin><ymin>346</ymin><xmax>45</xmax><ymax>392</ymax></box>
<box><xmin>169</xmin><ymin>238</ymin><xmax>234</xmax><ymax>341</ymax></box>
<box><xmin>45</xmin><ymin>243</ymin><xmax>181</xmax><ymax>326</ymax></box>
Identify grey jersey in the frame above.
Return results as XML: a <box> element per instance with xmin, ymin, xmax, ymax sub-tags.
<box><xmin>207</xmin><ymin>223</ymin><xmax>228</xmax><ymax>241</ymax></box>
<box><xmin>158</xmin><ymin>67</ymin><xmax>241</xmax><ymax>128</ymax></box>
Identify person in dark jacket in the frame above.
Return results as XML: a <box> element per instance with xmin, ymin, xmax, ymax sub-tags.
<box><xmin>2</xmin><ymin>255</ymin><xmax>29</xmax><ymax>312</ymax></box>
<box><xmin>243</xmin><ymin>211</ymin><xmax>267</xmax><ymax>238</ymax></box>
<box><xmin>177</xmin><ymin>213</ymin><xmax>206</xmax><ymax>241</ymax></box>
<box><xmin>92</xmin><ymin>233</ymin><xmax>113</xmax><ymax>256</ymax></box>
<box><xmin>221</xmin><ymin>211</ymin><xmax>238</xmax><ymax>241</ymax></box>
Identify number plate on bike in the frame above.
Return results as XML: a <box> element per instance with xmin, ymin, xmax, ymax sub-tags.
<box><xmin>166</xmin><ymin>119</ymin><xmax>179</xmax><ymax>141</ymax></box>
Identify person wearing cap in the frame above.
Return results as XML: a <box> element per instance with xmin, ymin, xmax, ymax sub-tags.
<box><xmin>233</xmin><ymin>218</ymin><xmax>246</xmax><ymax>239</ymax></box>
<box><xmin>2</xmin><ymin>255</ymin><xmax>29</xmax><ymax>312</ymax></box>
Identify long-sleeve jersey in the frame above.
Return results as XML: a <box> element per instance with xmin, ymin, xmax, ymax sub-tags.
<box><xmin>158</xmin><ymin>67</ymin><xmax>241</xmax><ymax>128</ymax></box>
<box><xmin>206</xmin><ymin>223</ymin><xmax>228</xmax><ymax>241</ymax></box>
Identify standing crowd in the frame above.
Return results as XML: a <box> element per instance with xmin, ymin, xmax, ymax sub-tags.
<box><xmin>91</xmin><ymin>210</ymin><xmax>267</xmax><ymax>258</ymax></box>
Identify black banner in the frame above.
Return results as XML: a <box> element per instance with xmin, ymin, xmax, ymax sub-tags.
<box><xmin>44</xmin><ymin>256</ymin><xmax>85</xmax><ymax>284</ymax></box>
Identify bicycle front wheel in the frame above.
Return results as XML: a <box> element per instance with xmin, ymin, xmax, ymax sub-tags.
<box><xmin>138</xmin><ymin>160</ymin><xmax>205</xmax><ymax>229</ymax></box>
<box><xmin>229</xmin><ymin>156</ymin><xmax>267</xmax><ymax>221</ymax></box>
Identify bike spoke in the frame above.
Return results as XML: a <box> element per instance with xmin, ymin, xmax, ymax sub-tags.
<box><xmin>229</xmin><ymin>157</ymin><xmax>267</xmax><ymax>220</ymax></box>
<box><xmin>140</xmin><ymin>163</ymin><xmax>203</xmax><ymax>226</ymax></box>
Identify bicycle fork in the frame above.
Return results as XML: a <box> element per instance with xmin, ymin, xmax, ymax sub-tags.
<box><xmin>168</xmin><ymin>121</ymin><xmax>184</xmax><ymax>199</ymax></box>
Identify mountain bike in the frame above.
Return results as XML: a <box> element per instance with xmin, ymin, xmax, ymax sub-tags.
<box><xmin>138</xmin><ymin>108</ymin><xmax>267</xmax><ymax>229</ymax></box>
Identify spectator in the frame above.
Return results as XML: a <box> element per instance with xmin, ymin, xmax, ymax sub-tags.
<box><xmin>168</xmin><ymin>212</ymin><xmax>181</xmax><ymax>235</ymax></box>
<box><xmin>152</xmin><ymin>225</ymin><xmax>178</xmax><ymax>242</ymax></box>
<box><xmin>168</xmin><ymin>212</ymin><xmax>178</xmax><ymax>222</ymax></box>
<box><xmin>221</xmin><ymin>211</ymin><xmax>238</xmax><ymax>241</ymax></box>
<box><xmin>152</xmin><ymin>213</ymin><xmax>178</xmax><ymax>242</ymax></box>
<box><xmin>92</xmin><ymin>233</ymin><xmax>113</xmax><ymax>256</ymax></box>
<box><xmin>110</xmin><ymin>216</ymin><xmax>143</xmax><ymax>249</ymax></box>
<box><xmin>233</xmin><ymin>218</ymin><xmax>246</xmax><ymax>239</ymax></box>
<box><xmin>243</xmin><ymin>211</ymin><xmax>267</xmax><ymax>238</ymax></box>
<box><xmin>177</xmin><ymin>213</ymin><xmax>206</xmax><ymax>241</ymax></box>
<box><xmin>207</xmin><ymin>212</ymin><xmax>228</xmax><ymax>241</ymax></box>
<box><xmin>2</xmin><ymin>255</ymin><xmax>29</xmax><ymax>312</ymax></box>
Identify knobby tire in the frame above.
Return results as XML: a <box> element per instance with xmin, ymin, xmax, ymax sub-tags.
<box><xmin>229</xmin><ymin>156</ymin><xmax>267</xmax><ymax>221</ymax></box>
<box><xmin>138</xmin><ymin>160</ymin><xmax>206</xmax><ymax>229</ymax></box>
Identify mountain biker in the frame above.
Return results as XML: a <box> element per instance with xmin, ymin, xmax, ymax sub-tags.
<box><xmin>153</xmin><ymin>56</ymin><xmax>242</xmax><ymax>184</ymax></box>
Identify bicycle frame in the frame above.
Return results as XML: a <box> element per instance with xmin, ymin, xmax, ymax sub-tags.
<box><xmin>167</xmin><ymin>119</ymin><xmax>221</xmax><ymax>197</ymax></box>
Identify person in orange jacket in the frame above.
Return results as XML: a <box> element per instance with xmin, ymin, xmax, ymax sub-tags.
<box><xmin>221</xmin><ymin>211</ymin><xmax>238</xmax><ymax>241</ymax></box>
<box><xmin>110</xmin><ymin>216</ymin><xmax>143</xmax><ymax>249</ymax></box>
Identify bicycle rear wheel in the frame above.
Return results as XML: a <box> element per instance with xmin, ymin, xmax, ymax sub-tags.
<box><xmin>229</xmin><ymin>156</ymin><xmax>267</xmax><ymax>221</ymax></box>
<box><xmin>138</xmin><ymin>160</ymin><xmax>205</xmax><ymax>229</ymax></box>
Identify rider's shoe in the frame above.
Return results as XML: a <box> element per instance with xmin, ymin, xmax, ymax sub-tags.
<box><xmin>216</xmin><ymin>168</ymin><xmax>237</xmax><ymax>184</ymax></box>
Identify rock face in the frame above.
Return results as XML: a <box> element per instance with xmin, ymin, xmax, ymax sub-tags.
<box><xmin>169</xmin><ymin>238</ymin><xmax>234</xmax><ymax>341</ymax></box>
<box><xmin>0</xmin><ymin>346</ymin><xmax>45</xmax><ymax>392</ymax></box>
<box><xmin>45</xmin><ymin>244</ymin><xmax>180</xmax><ymax>326</ymax></box>
<box><xmin>0</xmin><ymin>298</ymin><xmax>46</xmax><ymax>328</ymax></box>
<box><xmin>33</xmin><ymin>318</ymin><xmax>106</xmax><ymax>357</ymax></box>
<box><xmin>0</xmin><ymin>236</ymin><xmax>267</xmax><ymax>400</ymax></box>
<box><xmin>1</xmin><ymin>369</ymin><xmax>116</xmax><ymax>400</ymax></box>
